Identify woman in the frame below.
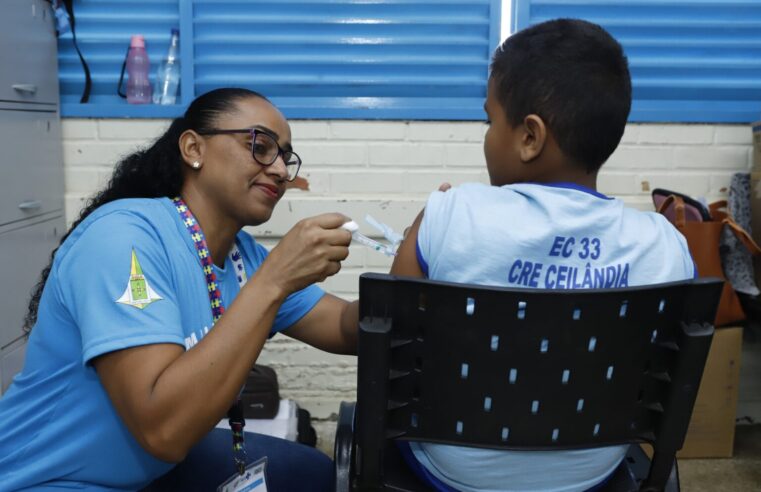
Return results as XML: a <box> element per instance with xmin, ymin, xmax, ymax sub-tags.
<box><xmin>0</xmin><ymin>88</ymin><xmax>358</xmax><ymax>491</ymax></box>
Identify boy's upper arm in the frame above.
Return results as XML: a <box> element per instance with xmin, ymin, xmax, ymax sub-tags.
<box><xmin>390</xmin><ymin>210</ymin><xmax>426</xmax><ymax>278</ymax></box>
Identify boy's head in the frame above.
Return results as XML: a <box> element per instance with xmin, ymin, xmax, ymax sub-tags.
<box><xmin>484</xmin><ymin>18</ymin><xmax>631</xmax><ymax>186</ymax></box>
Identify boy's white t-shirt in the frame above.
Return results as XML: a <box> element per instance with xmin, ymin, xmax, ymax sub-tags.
<box><xmin>412</xmin><ymin>182</ymin><xmax>695</xmax><ymax>492</ymax></box>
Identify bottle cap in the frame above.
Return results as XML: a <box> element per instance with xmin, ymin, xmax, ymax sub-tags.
<box><xmin>171</xmin><ymin>28</ymin><xmax>179</xmax><ymax>37</ymax></box>
<box><xmin>130</xmin><ymin>35</ymin><xmax>145</xmax><ymax>48</ymax></box>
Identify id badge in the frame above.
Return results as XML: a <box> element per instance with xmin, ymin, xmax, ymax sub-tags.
<box><xmin>217</xmin><ymin>457</ymin><xmax>268</xmax><ymax>492</ymax></box>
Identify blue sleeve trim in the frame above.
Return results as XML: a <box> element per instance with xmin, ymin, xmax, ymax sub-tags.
<box><xmin>272</xmin><ymin>284</ymin><xmax>326</xmax><ymax>334</ymax></box>
<box><xmin>416</xmin><ymin>240</ymin><xmax>429</xmax><ymax>278</ymax></box>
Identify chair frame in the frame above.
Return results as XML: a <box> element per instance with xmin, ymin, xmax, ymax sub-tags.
<box><xmin>335</xmin><ymin>273</ymin><xmax>723</xmax><ymax>492</ymax></box>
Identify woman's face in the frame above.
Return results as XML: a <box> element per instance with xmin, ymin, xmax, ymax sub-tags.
<box><xmin>199</xmin><ymin>97</ymin><xmax>292</xmax><ymax>226</ymax></box>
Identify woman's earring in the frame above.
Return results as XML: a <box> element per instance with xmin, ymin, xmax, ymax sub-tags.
<box><xmin>192</xmin><ymin>161</ymin><xmax>201</xmax><ymax>169</ymax></box>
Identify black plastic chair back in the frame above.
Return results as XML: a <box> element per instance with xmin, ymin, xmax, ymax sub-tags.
<box><xmin>355</xmin><ymin>273</ymin><xmax>722</xmax><ymax>491</ymax></box>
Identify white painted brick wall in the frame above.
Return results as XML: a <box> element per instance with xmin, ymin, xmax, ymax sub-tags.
<box><xmin>61</xmin><ymin>120</ymin><xmax>754</xmax><ymax>453</ymax></box>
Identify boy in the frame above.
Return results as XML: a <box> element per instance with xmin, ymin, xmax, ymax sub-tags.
<box><xmin>389</xmin><ymin>18</ymin><xmax>694</xmax><ymax>492</ymax></box>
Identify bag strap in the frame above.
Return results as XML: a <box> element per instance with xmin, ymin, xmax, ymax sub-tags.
<box><xmin>656</xmin><ymin>194</ymin><xmax>687</xmax><ymax>228</ymax></box>
<box><xmin>62</xmin><ymin>0</ymin><xmax>92</xmax><ymax>103</ymax></box>
<box><xmin>709</xmin><ymin>200</ymin><xmax>761</xmax><ymax>255</ymax></box>
<box><xmin>709</xmin><ymin>200</ymin><xmax>729</xmax><ymax>220</ymax></box>
<box><xmin>723</xmin><ymin>217</ymin><xmax>761</xmax><ymax>256</ymax></box>
<box><xmin>117</xmin><ymin>45</ymin><xmax>129</xmax><ymax>99</ymax></box>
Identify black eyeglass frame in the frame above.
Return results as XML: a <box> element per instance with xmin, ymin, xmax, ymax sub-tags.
<box><xmin>197</xmin><ymin>128</ymin><xmax>302</xmax><ymax>182</ymax></box>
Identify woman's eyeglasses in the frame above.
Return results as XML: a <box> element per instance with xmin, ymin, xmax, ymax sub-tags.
<box><xmin>197</xmin><ymin>128</ymin><xmax>302</xmax><ymax>181</ymax></box>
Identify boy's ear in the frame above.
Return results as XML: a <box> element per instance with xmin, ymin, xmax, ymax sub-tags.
<box><xmin>519</xmin><ymin>114</ymin><xmax>547</xmax><ymax>163</ymax></box>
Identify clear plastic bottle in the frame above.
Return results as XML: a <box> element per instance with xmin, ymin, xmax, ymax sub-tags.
<box><xmin>153</xmin><ymin>28</ymin><xmax>180</xmax><ymax>105</ymax></box>
<box><xmin>126</xmin><ymin>35</ymin><xmax>152</xmax><ymax>104</ymax></box>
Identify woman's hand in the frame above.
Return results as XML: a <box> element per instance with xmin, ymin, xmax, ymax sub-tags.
<box><xmin>257</xmin><ymin>213</ymin><xmax>352</xmax><ymax>297</ymax></box>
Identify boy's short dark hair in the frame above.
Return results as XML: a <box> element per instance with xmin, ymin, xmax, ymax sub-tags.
<box><xmin>490</xmin><ymin>18</ymin><xmax>631</xmax><ymax>174</ymax></box>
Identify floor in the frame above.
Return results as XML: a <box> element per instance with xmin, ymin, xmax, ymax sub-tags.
<box><xmin>677</xmin><ymin>327</ymin><xmax>761</xmax><ymax>491</ymax></box>
<box><xmin>678</xmin><ymin>425</ymin><xmax>761</xmax><ymax>491</ymax></box>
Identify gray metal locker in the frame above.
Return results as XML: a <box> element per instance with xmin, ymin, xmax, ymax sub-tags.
<box><xmin>0</xmin><ymin>215</ymin><xmax>64</xmax><ymax>346</ymax></box>
<box><xmin>0</xmin><ymin>108</ymin><xmax>65</xmax><ymax>225</ymax></box>
<box><xmin>0</xmin><ymin>0</ymin><xmax>65</xmax><ymax>395</ymax></box>
<box><xmin>0</xmin><ymin>0</ymin><xmax>58</xmax><ymax>105</ymax></box>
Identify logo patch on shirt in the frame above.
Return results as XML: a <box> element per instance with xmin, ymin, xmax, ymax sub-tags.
<box><xmin>116</xmin><ymin>249</ymin><xmax>163</xmax><ymax>309</ymax></box>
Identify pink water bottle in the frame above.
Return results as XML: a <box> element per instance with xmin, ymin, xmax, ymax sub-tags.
<box><xmin>126</xmin><ymin>35</ymin><xmax>152</xmax><ymax>104</ymax></box>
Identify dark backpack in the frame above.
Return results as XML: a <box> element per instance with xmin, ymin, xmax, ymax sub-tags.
<box><xmin>240</xmin><ymin>364</ymin><xmax>281</xmax><ymax>419</ymax></box>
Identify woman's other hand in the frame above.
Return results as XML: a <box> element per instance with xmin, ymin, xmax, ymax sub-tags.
<box><xmin>258</xmin><ymin>213</ymin><xmax>352</xmax><ymax>297</ymax></box>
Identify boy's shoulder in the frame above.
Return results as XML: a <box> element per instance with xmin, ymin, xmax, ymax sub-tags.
<box><xmin>623</xmin><ymin>206</ymin><xmax>685</xmax><ymax>237</ymax></box>
<box><xmin>432</xmin><ymin>182</ymin><xmax>512</xmax><ymax>201</ymax></box>
<box><xmin>431</xmin><ymin>182</ymin><xmax>681</xmax><ymax>237</ymax></box>
<box><xmin>426</xmin><ymin>182</ymin><xmax>504</xmax><ymax>210</ymax></box>
<box><xmin>434</xmin><ymin>182</ymin><xmax>611</xmax><ymax>204</ymax></box>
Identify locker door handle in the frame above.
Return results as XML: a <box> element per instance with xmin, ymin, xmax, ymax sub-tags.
<box><xmin>12</xmin><ymin>84</ymin><xmax>38</xmax><ymax>94</ymax></box>
<box><xmin>18</xmin><ymin>200</ymin><xmax>42</xmax><ymax>211</ymax></box>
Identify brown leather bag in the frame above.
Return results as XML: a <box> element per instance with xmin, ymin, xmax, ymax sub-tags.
<box><xmin>657</xmin><ymin>195</ymin><xmax>761</xmax><ymax>327</ymax></box>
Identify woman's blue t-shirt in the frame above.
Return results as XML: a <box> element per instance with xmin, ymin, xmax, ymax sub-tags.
<box><xmin>0</xmin><ymin>198</ymin><xmax>323</xmax><ymax>491</ymax></box>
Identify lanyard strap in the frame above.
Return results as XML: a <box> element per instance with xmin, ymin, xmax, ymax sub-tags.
<box><xmin>172</xmin><ymin>197</ymin><xmax>248</xmax><ymax>475</ymax></box>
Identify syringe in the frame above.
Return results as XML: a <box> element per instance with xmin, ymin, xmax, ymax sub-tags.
<box><xmin>341</xmin><ymin>220</ymin><xmax>396</xmax><ymax>257</ymax></box>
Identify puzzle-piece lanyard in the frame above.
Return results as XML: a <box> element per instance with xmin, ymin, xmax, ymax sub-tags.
<box><xmin>173</xmin><ymin>197</ymin><xmax>249</xmax><ymax>475</ymax></box>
